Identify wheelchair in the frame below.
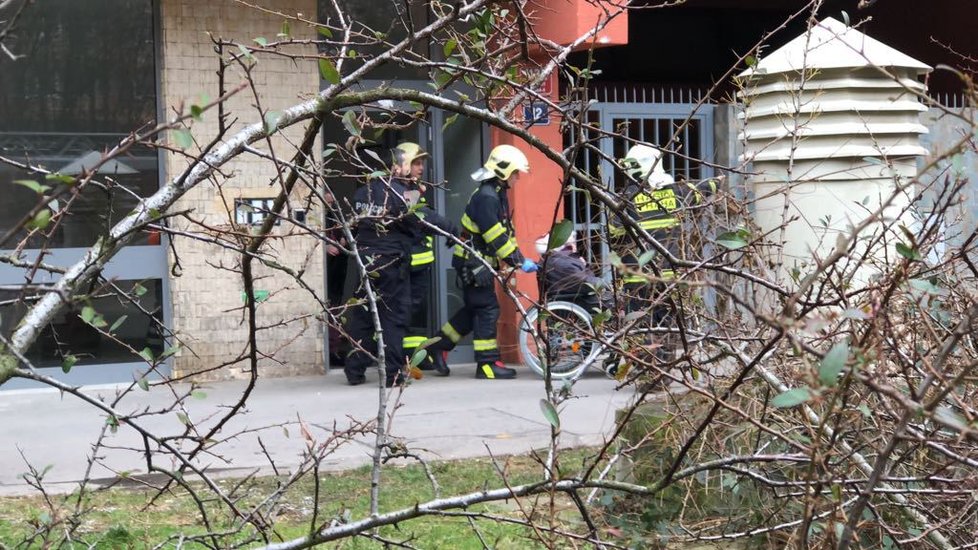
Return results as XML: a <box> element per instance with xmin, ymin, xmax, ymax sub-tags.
<box><xmin>518</xmin><ymin>288</ymin><xmax>610</xmax><ymax>381</ymax></box>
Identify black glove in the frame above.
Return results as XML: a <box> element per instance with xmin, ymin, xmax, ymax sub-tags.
<box><xmin>471</xmin><ymin>265</ymin><xmax>494</xmax><ymax>287</ymax></box>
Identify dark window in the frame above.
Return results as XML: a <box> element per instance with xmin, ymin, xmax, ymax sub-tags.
<box><xmin>318</xmin><ymin>0</ymin><xmax>430</xmax><ymax>80</ymax></box>
<box><xmin>0</xmin><ymin>279</ymin><xmax>165</xmax><ymax>369</ymax></box>
<box><xmin>0</xmin><ymin>0</ymin><xmax>159</xmax><ymax>250</ymax></box>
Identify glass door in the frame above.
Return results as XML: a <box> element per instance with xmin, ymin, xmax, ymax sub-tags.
<box><xmin>431</xmin><ymin>110</ymin><xmax>484</xmax><ymax>365</ymax></box>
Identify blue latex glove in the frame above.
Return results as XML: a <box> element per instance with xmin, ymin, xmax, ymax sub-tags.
<box><xmin>520</xmin><ymin>259</ymin><xmax>539</xmax><ymax>273</ymax></box>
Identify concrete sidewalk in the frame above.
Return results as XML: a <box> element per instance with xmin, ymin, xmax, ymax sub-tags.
<box><xmin>0</xmin><ymin>367</ymin><xmax>634</xmax><ymax>496</ymax></box>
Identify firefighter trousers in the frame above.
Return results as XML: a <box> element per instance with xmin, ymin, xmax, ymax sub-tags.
<box><xmin>343</xmin><ymin>253</ymin><xmax>411</xmax><ymax>384</ymax></box>
<box><xmin>403</xmin><ymin>265</ymin><xmax>433</xmax><ymax>362</ymax></box>
<box><xmin>431</xmin><ymin>282</ymin><xmax>500</xmax><ymax>365</ymax></box>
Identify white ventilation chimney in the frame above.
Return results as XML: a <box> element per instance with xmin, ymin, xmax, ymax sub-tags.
<box><xmin>738</xmin><ymin>17</ymin><xmax>931</xmax><ymax>284</ymax></box>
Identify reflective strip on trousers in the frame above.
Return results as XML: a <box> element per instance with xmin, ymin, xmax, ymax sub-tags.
<box><xmin>473</xmin><ymin>338</ymin><xmax>498</xmax><ymax>352</ymax></box>
<box><xmin>403</xmin><ymin>335</ymin><xmax>427</xmax><ymax>349</ymax></box>
<box><xmin>411</xmin><ymin>250</ymin><xmax>434</xmax><ymax>267</ymax></box>
<box><xmin>624</xmin><ymin>270</ymin><xmax>675</xmax><ymax>285</ymax></box>
<box><xmin>638</xmin><ymin>218</ymin><xmax>679</xmax><ymax>230</ymax></box>
<box><xmin>442</xmin><ymin>323</ymin><xmax>462</xmax><ymax>344</ymax></box>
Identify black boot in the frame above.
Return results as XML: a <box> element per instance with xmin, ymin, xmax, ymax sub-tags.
<box><xmin>345</xmin><ymin>367</ymin><xmax>366</xmax><ymax>386</ymax></box>
<box><xmin>476</xmin><ymin>361</ymin><xmax>517</xmax><ymax>380</ymax></box>
<box><xmin>429</xmin><ymin>350</ymin><xmax>451</xmax><ymax>377</ymax></box>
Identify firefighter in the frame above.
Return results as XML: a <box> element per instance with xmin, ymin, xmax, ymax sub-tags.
<box><xmin>428</xmin><ymin>144</ymin><xmax>538</xmax><ymax>379</ymax></box>
<box><xmin>390</xmin><ymin>142</ymin><xmax>455</xmax><ymax>377</ymax></box>
<box><xmin>610</xmin><ymin>143</ymin><xmax>719</xmax><ymax>368</ymax></box>
<box><xmin>342</xmin><ymin>143</ymin><xmax>454</xmax><ymax>387</ymax></box>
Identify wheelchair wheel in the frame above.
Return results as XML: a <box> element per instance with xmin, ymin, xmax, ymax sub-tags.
<box><xmin>519</xmin><ymin>300</ymin><xmax>600</xmax><ymax>381</ymax></box>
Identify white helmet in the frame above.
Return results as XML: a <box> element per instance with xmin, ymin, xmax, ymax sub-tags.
<box><xmin>472</xmin><ymin>144</ymin><xmax>530</xmax><ymax>182</ymax></box>
<box><xmin>535</xmin><ymin>230</ymin><xmax>577</xmax><ymax>255</ymax></box>
<box><xmin>621</xmin><ymin>144</ymin><xmax>668</xmax><ymax>183</ymax></box>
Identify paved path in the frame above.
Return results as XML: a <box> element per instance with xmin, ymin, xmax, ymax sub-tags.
<box><xmin>0</xmin><ymin>367</ymin><xmax>634</xmax><ymax>495</ymax></box>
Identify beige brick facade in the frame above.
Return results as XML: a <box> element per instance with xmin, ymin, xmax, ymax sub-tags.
<box><xmin>160</xmin><ymin>0</ymin><xmax>325</xmax><ymax>380</ymax></box>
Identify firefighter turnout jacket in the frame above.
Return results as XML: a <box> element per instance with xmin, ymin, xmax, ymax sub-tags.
<box><xmin>611</xmin><ymin>177</ymin><xmax>719</xmax><ymax>282</ymax></box>
<box><xmin>454</xmin><ymin>179</ymin><xmax>525</xmax><ymax>274</ymax></box>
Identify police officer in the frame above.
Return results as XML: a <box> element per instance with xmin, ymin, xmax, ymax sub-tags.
<box><xmin>342</xmin><ymin>143</ymin><xmax>455</xmax><ymax>387</ymax></box>
<box><xmin>391</xmin><ymin>142</ymin><xmax>455</xmax><ymax>377</ymax></box>
<box><xmin>610</xmin><ymin>143</ymin><xmax>718</xmax><ymax>367</ymax></box>
<box><xmin>428</xmin><ymin>144</ymin><xmax>538</xmax><ymax>380</ymax></box>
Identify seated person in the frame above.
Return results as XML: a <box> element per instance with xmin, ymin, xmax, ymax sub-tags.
<box><xmin>535</xmin><ymin>230</ymin><xmax>605</xmax><ymax>313</ymax></box>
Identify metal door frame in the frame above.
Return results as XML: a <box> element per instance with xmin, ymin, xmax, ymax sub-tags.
<box><xmin>569</xmin><ymin>102</ymin><xmax>716</xmax><ymax>280</ymax></box>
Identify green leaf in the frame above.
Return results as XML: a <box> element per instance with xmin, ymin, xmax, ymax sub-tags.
<box><xmin>341</xmin><ymin>111</ymin><xmax>361</xmax><ymax>137</ymax></box>
<box><xmin>716</xmin><ymin>230</ymin><xmax>748</xmax><ymax>250</ymax></box>
<box><xmin>637</xmin><ymin>249</ymin><xmax>655</xmax><ymax>267</ymax></box>
<box><xmin>61</xmin><ymin>354</ymin><xmax>78</xmax><ymax>374</ymax></box>
<box><xmin>253</xmin><ymin>36</ymin><xmax>268</xmax><ymax>47</ymax></box>
<box><xmin>409</xmin><ymin>348</ymin><xmax>428</xmax><ymax>368</ymax></box>
<box><xmin>443</xmin><ymin>38</ymin><xmax>458</xmax><ymax>58</ymax></box>
<box><xmin>442</xmin><ymin>113</ymin><xmax>458</xmax><ymax>131</ymax></box>
<box><xmin>771</xmin><ymin>387</ymin><xmax>812</xmax><ymax>408</ymax></box>
<box><xmin>318</xmin><ymin>58</ymin><xmax>341</xmax><ymax>84</ymax></box>
<box><xmin>420</xmin><ymin>336</ymin><xmax>442</xmax><ymax>349</ymax></box>
<box><xmin>745</xmin><ymin>55</ymin><xmax>758</xmax><ymax>69</ymax></box>
<box><xmin>909</xmin><ymin>278</ymin><xmax>942</xmax><ymax>295</ymax></box>
<box><xmin>432</xmin><ymin>68</ymin><xmax>453</xmax><ymax>88</ymax></box>
<box><xmin>13</xmin><ymin>179</ymin><xmax>51</xmax><ymax>194</ymax></box>
<box><xmin>137</xmin><ymin>376</ymin><xmax>149</xmax><ymax>391</ymax></box>
<box><xmin>190</xmin><ymin>104</ymin><xmax>203</xmax><ymax>121</ymax></box>
<box><xmin>176</xmin><ymin>412</ymin><xmax>190</xmax><ymax>425</ymax></box>
<box><xmin>160</xmin><ymin>345</ymin><xmax>181</xmax><ymax>360</ymax></box>
<box><xmin>109</xmin><ymin>315</ymin><xmax>129</xmax><ymax>334</ymax></box>
<box><xmin>539</xmin><ymin>399</ymin><xmax>560</xmax><ymax>429</ymax></box>
<box><xmin>624</xmin><ymin>311</ymin><xmax>645</xmax><ymax>323</ymax></box>
<box><xmin>279</xmin><ymin>20</ymin><xmax>291</xmax><ymax>38</ymax></box>
<box><xmin>316</xmin><ymin>26</ymin><xmax>333</xmax><ymax>39</ymax></box>
<box><xmin>173</xmin><ymin>128</ymin><xmax>193</xmax><ymax>149</ymax></box>
<box><xmin>80</xmin><ymin>306</ymin><xmax>97</xmax><ymax>324</ymax></box>
<box><xmin>263</xmin><ymin>110</ymin><xmax>283</xmax><ymax>133</ymax></box>
<box><xmin>236</xmin><ymin>44</ymin><xmax>255</xmax><ymax>62</ymax></box>
<box><xmin>548</xmin><ymin>219</ymin><xmax>574</xmax><ymax>251</ymax></box>
<box><xmin>132</xmin><ymin>283</ymin><xmax>148</xmax><ymax>297</ymax></box>
<box><xmin>45</xmin><ymin>173</ymin><xmax>76</xmax><ymax>185</ymax></box>
<box><xmin>818</xmin><ymin>342</ymin><xmax>849</xmax><ymax>387</ymax></box>
<box><xmin>26</xmin><ymin>209</ymin><xmax>52</xmax><ymax>231</ymax></box>
<box><xmin>858</xmin><ymin>403</ymin><xmax>872</xmax><ymax>417</ymax></box>
<box><xmin>192</xmin><ymin>390</ymin><xmax>207</xmax><ymax>400</ymax></box>
<box><xmin>138</xmin><ymin>347</ymin><xmax>154</xmax><ymax>362</ymax></box>
<box><xmin>896</xmin><ymin>242</ymin><xmax>921</xmax><ymax>261</ymax></box>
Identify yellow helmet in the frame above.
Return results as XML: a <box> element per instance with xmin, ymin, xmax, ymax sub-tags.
<box><xmin>472</xmin><ymin>144</ymin><xmax>529</xmax><ymax>181</ymax></box>
<box><xmin>392</xmin><ymin>142</ymin><xmax>428</xmax><ymax>171</ymax></box>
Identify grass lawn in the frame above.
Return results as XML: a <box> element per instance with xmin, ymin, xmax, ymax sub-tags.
<box><xmin>0</xmin><ymin>448</ymin><xmax>607</xmax><ymax>548</ymax></box>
